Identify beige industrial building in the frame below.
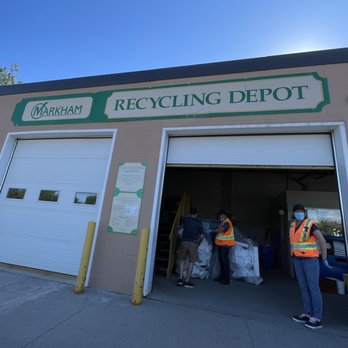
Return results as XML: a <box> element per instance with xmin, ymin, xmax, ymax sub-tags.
<box><xmin>0</xmin><ymin>48</ymin><xmax>347</xmax><ymax>296</ymax></box>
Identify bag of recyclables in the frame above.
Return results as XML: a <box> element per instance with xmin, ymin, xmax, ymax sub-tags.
<box><xmin>229</xmin><ymin>240</ymin><xmax>263</xmax><ymax>285</ymax></box>
<box><xmin>177</xmin><ymin>220</ymin><xmax>263</xmax><ymax>285</ymax></box>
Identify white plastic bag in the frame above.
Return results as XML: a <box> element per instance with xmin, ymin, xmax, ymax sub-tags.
<box><xmin>230</xmin><ymin>241</ymin><xmax>263</xmax><ymax>285</ymax></box>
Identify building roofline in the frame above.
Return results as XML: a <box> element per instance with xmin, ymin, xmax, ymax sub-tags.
<box><xmin>1</xmin><ymin>47</ymin><xmax>348</xmax><ymax>96</ymax></box>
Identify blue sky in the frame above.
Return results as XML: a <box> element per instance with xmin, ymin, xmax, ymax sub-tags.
<box><xmin>2</xmin><ymin>0</ymin><xmax>348</xmax><ymax>83</ymax></box>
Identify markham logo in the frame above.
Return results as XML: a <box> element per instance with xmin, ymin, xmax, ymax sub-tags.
<box><xmin>31</xmin><ymin>102</ymin><xmax>83</xmax><ymax>119</ymax></box>
<box><xmin>22</xmin><ymin>97</ymin><xmax>93</xmax><ymax>122</ymax></box>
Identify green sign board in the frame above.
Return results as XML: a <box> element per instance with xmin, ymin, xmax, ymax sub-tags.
<box><xmin>12</xmin><ymin>72</ymin><xmax>330</xmax><ymax>126</ymax></box>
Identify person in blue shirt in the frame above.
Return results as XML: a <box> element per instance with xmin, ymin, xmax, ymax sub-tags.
<box><xmin>176</xmin><ymin>207</ymin><xmax>204</xmax><ymax>288</ymax></box>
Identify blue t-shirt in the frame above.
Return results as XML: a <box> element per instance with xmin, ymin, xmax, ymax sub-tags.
<box><xmin>181</xmin><ymin>216</ymin><xmax>204</xmax><ymax>243</ymax></box>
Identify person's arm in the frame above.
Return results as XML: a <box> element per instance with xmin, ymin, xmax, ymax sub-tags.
<box><xmin>313</xmin><ymin>229</ymin><xmax>327</xmax><ymax>260</ymax></box>
<box><xmin>197</xmin><ymin>222</ymin><xmax>204</xmax><ymax>243</ymax></box>
<box><xmin>213</xmin><ymin>222</ymin><xmax>229</xmax><ymax>233</ymax></box>
<box><xmin>221</xmin><ymin>222</ymin><xmax>229</xmax><ymax>233</ymax></box>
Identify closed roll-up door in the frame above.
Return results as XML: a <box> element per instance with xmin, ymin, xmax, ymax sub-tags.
<box><xmin>0</xmin><ymin>138</ymin><xmax>111</xmax><ymax>275</ymax></box>
<box><xmin>167</xmin><ymin>134</ymin><xmax>334</xmax><ymax>168</ymax></box>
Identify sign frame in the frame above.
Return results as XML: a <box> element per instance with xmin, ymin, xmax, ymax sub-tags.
<box><xmin>12</xmin><ymin>72</ymin><xmax>330</xmax><ymax>126</ymax></box>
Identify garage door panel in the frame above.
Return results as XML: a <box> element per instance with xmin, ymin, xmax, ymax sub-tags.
<box><xmin>0</xmin><ymin>209</ymin><xmax>94</xmax><ymax>274</ymax></box>
<box><xmin>3</xmin><ymin>254</ymin><xmax>79</xmax><ymax>275</ymax></box>
<box><xmin>15</xmin><ymin>139</ymin><xmax>111</xmax><ymax>159</ymax></box>
<box><xmin>2</xmin><ymin>186</ymin><xmax>101</xmax><ymax>204</ymax></box>
<box><xmin>7</xmin><ymin>158</ymin><xmax>108</xmax><ymax>184</ymax></box>
<box><xmin>0</xmin><ymin>138</ymin><xmax>111</xmax><ymax>275</ymax></box>
<box><xmin>0</xmin><ymin>206</ymin><xmax>93</xmax><ymax>233</ymax></box>
<box><xmin>0</xmin><ymin>193</ymin><xmax>100</xmax><ymax>209</ymax></box>
<box><xmin>167</xmin><ymin>134</ymin><xmax>334</xmax><ymax>167</ymax></box>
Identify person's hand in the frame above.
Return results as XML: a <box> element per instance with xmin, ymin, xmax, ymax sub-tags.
<box><xmin>322</xmin><ymin>259</ymin><xmax>333</xmax><ymax>269</ymax></box>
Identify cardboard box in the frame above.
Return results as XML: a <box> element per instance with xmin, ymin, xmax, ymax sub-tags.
<box><xmin>319</xmin><ymin>277</ymin><xmax>345</xmax><ymax>294</ymax></box>
<box><xmin>319</xmin><ymin>277</ymin><xmax>337</xmax><ymax>294</ymax></box>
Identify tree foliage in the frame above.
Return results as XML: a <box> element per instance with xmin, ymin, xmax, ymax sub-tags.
<box><xmin>317</xmin><ymin>220</ymin><xmax>342</xmax><ymax>237</ymax></box>
<box><xmin>0</xmin><ymin>64</ymin><xmax>22</xmax><ymax>85</ymax></box>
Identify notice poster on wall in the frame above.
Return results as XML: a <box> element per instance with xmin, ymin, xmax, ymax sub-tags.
<box><xmin>107</xmin><ymin>162</ymin><xmax>146</xmax><ymax>235</ymax></box>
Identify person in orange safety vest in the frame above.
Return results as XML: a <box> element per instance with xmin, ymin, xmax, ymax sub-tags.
<box><xmin>213</xmin><ymin>211</ymin><xmax>235</xmax><ymax>285</ymax></box>
<box><xmin>290</xmin><ymin>203</ymin><xmax>331</xmax><ymax>330</ymax></box>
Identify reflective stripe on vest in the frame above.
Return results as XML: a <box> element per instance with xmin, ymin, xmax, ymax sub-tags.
<box><xmin>290</xmin><ymin>219</ymin><xmax>319</xmax><ymax>257</ymax></box>
<box><xmin>215</xmin><ymin>218</ymin><xmax>235</xmax><ymax>246</ymax></box>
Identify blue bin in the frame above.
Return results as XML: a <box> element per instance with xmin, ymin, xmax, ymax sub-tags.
<box><xmin>261</xmin><ymin>245</ymin><xmax>276</xmax><ymax>269</ymax></box>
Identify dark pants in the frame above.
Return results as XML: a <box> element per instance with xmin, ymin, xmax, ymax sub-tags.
<box><xmin>218</xmin><ymin>246</ymin><xmax>231</xmax><ymax>281</ymax></box>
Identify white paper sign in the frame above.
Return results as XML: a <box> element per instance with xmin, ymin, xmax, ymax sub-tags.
<box><xmin>108</xmin><ymin>162</ymin><xmax>146</xmax><ymax>235</ymax></box>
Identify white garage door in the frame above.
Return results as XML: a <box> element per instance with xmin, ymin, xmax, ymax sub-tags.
<box><xmin>0</xmin><ymin>138</ymin><xmax>111</xmax><ymax>275</ymax></box>
<box><xmin>167</xmin><ymin>134</ymin><xmax>334</xmax><ymax>167</ymax></box>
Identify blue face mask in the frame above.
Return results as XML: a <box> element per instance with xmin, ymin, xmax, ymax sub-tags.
<box><xmin>294</xmin><ymin>212</ymin><xmax>305</xmax><ymax>221</ymax></box>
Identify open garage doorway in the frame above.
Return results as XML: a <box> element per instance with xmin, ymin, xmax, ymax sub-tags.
<box><xmin>154</xmin><ymin>166</ymin><xmax>345</xmax><ymax>278</ymax></box>
<box><xmin>150</xmin><ymin>164</ymin><xmax>348</xmax><ymax>330</ymax></box>
<box><xmin>150</xmin><ymin>131</ymin><xmax>348</xmax><ymax>306</ymax></box>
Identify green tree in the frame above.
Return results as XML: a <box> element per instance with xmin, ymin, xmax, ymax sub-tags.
<box><xmin>0</xmin><ymin>64</ymin><xmax>22</xmax><ymax>85</ymax></box>
<box><xmin>317</xmin><ymin>220</ymin><xmax>342</xmax><ymax>236</ymax></box>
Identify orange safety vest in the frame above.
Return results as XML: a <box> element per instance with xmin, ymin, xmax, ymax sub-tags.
<box><xmin>290</xmin><ymin>218</ymin><xmax>319</xmax><ymax>257</ymax></box>
<box><xmin>215</xmin><ymin>218</ymin><xmax>235</xmax><ymax>246</ymax></box>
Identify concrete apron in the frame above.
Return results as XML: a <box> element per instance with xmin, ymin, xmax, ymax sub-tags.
<box><xmin>149</xmin><ymin>270</ymin><xmax>348</xmax><ymax>333</ymax></box>
<box><xmin>0</xmin><ymin>266</ymin><xmax>347</xmax><ymax>347</ymax></box>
